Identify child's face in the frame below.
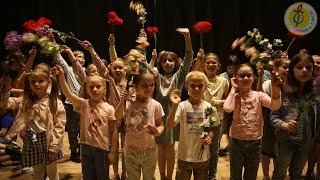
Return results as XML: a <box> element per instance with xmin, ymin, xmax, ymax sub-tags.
<box><xmin>110</xmin><ymin>60</ymin><xmax>125</xmax><ymax>81</ymax></box>
<box><xmin>313</xmin><ymin>56</ymin><xmax>320</xmax><ymax>75</ymax></box>
<box><xmin>276</xmin><ymin>60</ymin><xmax>290</xmax><ymax>82</ymax></box>
<box><xmin>86</xmin><ymin>77</ymin><xmax>106</xmax><ymax>102</ymax></box>
<box><xmin>226</xmin><ymin>65</ymin><xmax>237</xmax><ymax>75</ymax></box>
<box><xmin>185</xmin><ymin>77</ymin><xmax>207</xmax><ymax>101</ymax></box>
<box><xmin>204</xmin><ymin>57</ymin><xmax>219</xmax><ymax>76</ymax></box>
<box><xmin>75</xmin><ymin>53</ymin><xmax>85</xmax><ymax>66</ymax></box>
<box><xmin>29</xmin><ymin>73</ymin><xmax>51</xmax><ymax>98</ymax></box>
<box><xmin>87</xmin><ymin>65</ymin><xmax>98</xmax><ymax>76</ymax></box>
<box><xmin>293</xmin><ymin>58</ymin><xmax>313</xmax><ymax>84</ymax></box>
<box><xmin>236</xmin><ymin>66</ymin><xmax>254</xmax><ymax>89</ymax></box>
<box><xmin>161</xmin><ymin>57</ymin><xmax>176</xmax><ymax>74</ymax></box>
<box><xmin>135</xmin><ymin>73</ymin><xmax>155</xmax><ymax>100</ymax></box>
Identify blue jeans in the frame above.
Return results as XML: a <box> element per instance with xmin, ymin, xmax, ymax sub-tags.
<box><xmin>81</xmin><ymin>144</ymin><xmax>109</xmax><ymax>180</ymax></box>
<box><xmin>208</xmin><ymin>125</ymin><xmax>222</xmax><ymax>179</ymax></box>
<box><xmin>229</xmin><ymin>138</ymin><xmax>261</xmax><ymax>180</ymax></box>
<box><xmin>272</xmin><ymin>140</ymin><xmax>309</xmax><ymax>180</ymax></box>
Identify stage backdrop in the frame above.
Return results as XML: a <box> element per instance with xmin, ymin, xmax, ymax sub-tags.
<box><xmin>0</xmin><ymin>0</ymin><xmax>319</xmax><ymax>69</ymax></box>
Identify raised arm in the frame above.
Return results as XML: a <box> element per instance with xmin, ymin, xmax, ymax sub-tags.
<box><xmin>15</xmin><ymin>47</ymin><xmax>37</xmax><ymax>89</ymax></box>
<box><xmin>191</xmin><ymin>48</ymin><xmax>204</xmax><ymax>71</ymax></box>
<box><xmin>223</xmin><ymin>77</ymin><xmax>238</xmax><ymax>113</ymax></box>
<box><xmin>108</xmin><ymin>34</ymin><xmax>118</xmax><ymax>62</ymax></box>
<box><xmin>54</xmin><ymin>65</ymin><xmax>82</xmax><ymax>105</ymax></box>
<box><xmin>149</xmin><ymin>49</ymin><xmax>157</xmax><ymax>69</ymax></box>
<box><xmin>63</xmin><ymin>45</ymin><xmax>86</xmax><ymax>83</ymax></box>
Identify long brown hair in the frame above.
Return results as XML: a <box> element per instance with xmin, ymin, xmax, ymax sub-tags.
<box><xmin>23</xmin><ymin>63</ymin><xmax>59</xmax><ymax>114</ymax></box>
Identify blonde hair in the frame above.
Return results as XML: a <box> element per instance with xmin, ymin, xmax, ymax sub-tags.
<box><xmin>23</xmin><ymin>63</ymin><xmax>59</xmax><ymax>114</ymax></box>
<box><xmin>79</xmin><ymin>75</ymin><xmax>107</xmax><ymax>102</ymax></box>
<box><xmin>185</xmin><ymin>71</ymin><xmax>209</xmax><ymax>86</ymax></box>
<box><xmin>73</xmin><ymin>50</ymin><xmax>84</xmax><ymax>57</ymax></box>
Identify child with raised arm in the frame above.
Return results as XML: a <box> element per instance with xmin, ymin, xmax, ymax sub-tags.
<box><xmin>117</xmin><ymin>68</ymin><xmax>165</xmax><ymax>180</ymax></box>
<box><xmin>55</xmin><ymin>65</ymin><xmax>117</xmax><ymax>180</ymax></box>
<box><xmin>167</xmin><ymin>71</ymin><xmax>215</xmax><ymax>180</ymax></box>
<box><xmin>223</xmin><ymin>63</ymin><xmax>281</xmax><ymax>180</ymax></box>
<box><xmin>0</xmin><ymin>63</ymin><xmax>66</xmax><ymax>180</ymax></box>
<box><xmin>155</xmin><ymin>28</ymin><xmax>193</xmax><ymax>180</ymax></box>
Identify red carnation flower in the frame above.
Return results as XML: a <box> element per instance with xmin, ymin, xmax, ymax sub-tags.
<box><xmin>146</xmin><ymin>27</ymin><xmax>159</xmax><ymax>37</ymax></box>
<box><xmin>108</xmin><ymin>11</ymin><xmax>118</xmax><ymax>20</ymax></box>
<box><xmin>287</xmin><ymin>30</ymin><xmax>304</xmax><ymax>40</ymax></box>
<box><xmin>193</xmin><ymin>21</ymin><xmax>212</xmax><ymax>33</ymax></box>
<box><xmin>107</xmin><ymin>11</ymin><xmax>123</xmax><ymax>26</ymax></box>
<box><xmin>37</xmin><ymin>17</ymin><xmax>52</xmax><ymax>26</ymax></box>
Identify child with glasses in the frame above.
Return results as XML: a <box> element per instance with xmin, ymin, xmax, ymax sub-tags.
<box><xmin>223</xmin><ymin>63</ymin><xmax>282</xmax><ymax>180</ymax></box>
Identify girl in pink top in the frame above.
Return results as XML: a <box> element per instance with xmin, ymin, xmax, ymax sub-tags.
<box><xmin>0</xmin><ymin>63</ymin><xmax>66</xmax><ymax>180</ymax></box>
<box><xmin>117</xmin><ymin>68</ymin><xmax>165</xmax><ymax>180</ymax></box>
<box><xmin>55</xmin><ymin>65</ymin><xmax>117</xmax><ymax>180</ymax></box>
<box><xmin>223</xmin><ymin>63</ymin><xmax>281</xmax><ymax>180</ymax></box>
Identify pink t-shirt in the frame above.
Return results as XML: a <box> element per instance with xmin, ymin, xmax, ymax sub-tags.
<box><xmin>124</xmin><ymin>98</ymin><xmax>164</xmax><ymax>151</ymax></box>
<box><xmin>74</xmin><ymin>99</ymin><xmax>116</xmax><ymax>151</ymax></box>
<box><xmin>223</xmin><ymin>91</ymin><xmax>280</xmax><ymax>140</ymax></box>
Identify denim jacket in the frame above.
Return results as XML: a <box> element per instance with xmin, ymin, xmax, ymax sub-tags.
<box><xmin>270</xmin><ymin>94</ymin><xmax>316</xmax><ymax>144</ymax></box>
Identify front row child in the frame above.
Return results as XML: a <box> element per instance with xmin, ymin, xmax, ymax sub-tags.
<box><xmin>0</xmin><ymin>63</ymin><xmax>66</xmax><ymax>180</ymax></box>
<box><xmin>55</xmin><ymin>65</ymin><xmax>117</xmax><ymax>180</ymax></box>
<box><xmin>117</xmin><ymin>68</ymin><xmax>165</xmax><ymax>180</ymax></box>
<box><xmin>223</xmin><ymin>63</ymin><xmax>281</xmax><ymax>180</ymax></box>
<box><xmin>167</xmin><ymin>71</ymin><xmax>216</xmax><ymax>180</ymax></box>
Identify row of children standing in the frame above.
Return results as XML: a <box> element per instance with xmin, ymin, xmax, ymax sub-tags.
<box><xmin>0</xmin><ymin>26</ymin><xmax>319</xmax><ymax>180</ymax></box>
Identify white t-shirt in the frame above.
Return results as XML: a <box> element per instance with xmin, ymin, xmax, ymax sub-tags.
<box><xmin>174</xmin><ymin>100</ymin><xmax>213</xmax><ymax>162</ymax></box>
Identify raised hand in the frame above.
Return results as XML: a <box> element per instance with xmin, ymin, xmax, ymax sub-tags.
<box><xmin>53</xmin><ymin>65</ymin><xmax>64</xmax><ymax>76</ymax></box>
<box><xmin>230</xmin><ymin>77</ymin><xmax>238</xmax><ymax>90</ymax></box>
<box><xmin>170</xmin><ymin>89</ymin><xmax>181</xmax><ymax>105</ymax></box>
<box><xmin>80</xmin><ymin>40</ymin><xmax>93</xmax><ymax>51</ymax></box>
<box><xmin>108</xmin><ymin>34</ymin><xmax>115</xmax><ymax>46</ymax></box>
<box><xmin>152</xmin><ymin>49</ymin><xmax>157</xmax><ymax>59</ymax></box>
<box><xmin>176</xmin><ymin>28</ymin><xmax>190</xmax><ymax>36</ymax></box>
<box><xmin>29</xmin><ymin>47</ymin><xmax>37</xmax><ymax>59</ymax></box>
<box><xmin>197</xmin><ymin>48</ymin><xmax>205</xmax><ymax>60</ymax></box>
<box><xmin>139</xmin><ymin>29</ymin><xmax>147</xmax><ymax>38</ymax></box>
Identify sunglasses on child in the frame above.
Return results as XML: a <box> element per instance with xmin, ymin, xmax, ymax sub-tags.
<box><xmin>236</xmin><ymin>72</ymin><xmax>253</xmax><ymax>79</ymax></box>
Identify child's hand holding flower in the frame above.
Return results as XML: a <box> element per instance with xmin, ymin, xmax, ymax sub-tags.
<box><xmin>53</xmin><ymin>65</ymin><xmax>64</xmax><ymax>77</ymax></box>
<box><xmin>108</xmin><ymin>34</ymin><xmax>115</xmax><ymax>46</ymax></box>
<box><xmin>80</xmin><ymin>40</ymin><xmax>93</xmax><ymax>51</ymax></box>
<box><xmin>202</xmin><ymin>135</ymin><xmax>212</xmax><ymax>145</ymax></box>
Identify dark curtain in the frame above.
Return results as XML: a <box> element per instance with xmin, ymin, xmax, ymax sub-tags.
<box><xmin>1</xmin><ymin>0</ymin><xmax>319</xmax><ymax>68</ymax></box>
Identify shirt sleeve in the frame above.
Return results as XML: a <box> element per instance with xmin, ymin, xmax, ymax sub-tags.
<box><xmin>155</xmin><ymin>102</ymin><xmax>165</xmax><ymax>120</ymax></box>
<box><xmin>72</xmin><ymin>60</ymin><xmax>86</xmax><ymax>84</ymax></box>
<box><xmin>0</xmin><ymin>112</ymin><xmax>13</xmax><ymax>129</ymax></box>
<box><xmin>107</xmin><ymin>106</ymin><xmax>116</xmax><ymax>121</ymax></box>
<box><xmin>109</xmin><ymin>45</ymin><xmax>118</xmax><ymax>62</ymax></box>
<box><xmin>223</xmin><ymin>92</ymin><xmax>236</xmax><ymax>113</ymax></box>
<box><xmin>270</xmin><ymin>108</ymin><xmax>284</xmax><ymax>129</ymax></box>
<box><xmin>54</xmin><ymin>53</ymin><xmax>71</xmax><ymax>73</ymax></box>
<box><xmin>174</xmin><ymin>51</ymin><xmax>194</xmax><ymax>91</ymax></box>
<box><xmin>49</xmin><ymin>100</ymin><xmax>67</xmax><ymax>153</ymax></box>
<box><xmin>259</xmin><ymin>91</ymin><xmax>281</xmax><ymax>111</ymax></box>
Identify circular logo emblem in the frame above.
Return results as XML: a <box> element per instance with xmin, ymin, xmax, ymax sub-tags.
<box><xmin>284</xmin><ymin>2</ymin><xmax>317</xmax><ymax>36</ymax></box>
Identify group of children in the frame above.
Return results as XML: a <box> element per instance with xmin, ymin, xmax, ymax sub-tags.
<box><xmin>0</xmin><ymin>27</ymin><xmax>319</xmax><ymax>180</ymax></box>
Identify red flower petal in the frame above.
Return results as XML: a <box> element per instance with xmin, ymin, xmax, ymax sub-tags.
<box><xmin>193</xmin><ymin>21</ymin><xmax>212</xmax><ymax>33</ymax></box>
<box><xmin>146</xmin><ymin>26</ymin><xmax>159</xmax><ymax>37</ymax></box>
<box><xmin>108</xmin><ymin>11</ymin><xmax>118</xmax><ymax>20</ymax></box>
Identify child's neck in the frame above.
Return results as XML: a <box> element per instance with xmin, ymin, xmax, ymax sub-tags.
<box><xmin>207</xmin><ymin>73</ymin><xmax>217</xmax><ymax>81</ymax></box>
<box><xmin>89</xmin><ymin>98</ymin><xmax>103</xmax><ymax>104</ymax></box>
<box><xmin>239</xmin><ymin>87</ymin><xmax>252</xmax><ymax>93</ymax></box>
<box><xmin>136</xmin><ymin>96</ymin><xmax>150</xmax><ymax>103</ymax></box>
<box><xmin>188</xmin><ymin>97</ymin><xmax>202</xmax><ymax>105</ymax></box>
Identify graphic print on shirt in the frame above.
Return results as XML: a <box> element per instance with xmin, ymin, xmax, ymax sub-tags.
<box><xmin>186</xmin><ymin>111</ymin><xmax>205</xmax><ymax>133</ymax></box>
<box><xmin>88</xmin><ymin>107</ymin><xmax>103</xmax><ymax>135</ymax></box>
<box><xmin>239</xmin><ymin>100</ymin><xmax>256</xmax><ymax>124</ymax></box>
<box><xmin>128</xmin><ymin>106</ymin><xmax>150</xmax><ymax>134</ymax></box>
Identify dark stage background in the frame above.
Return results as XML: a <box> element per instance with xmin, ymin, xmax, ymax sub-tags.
<box><xmin>0</xmin><ymin>0</ymin><xmax>319</xmax><ymax>69</ymax></box>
